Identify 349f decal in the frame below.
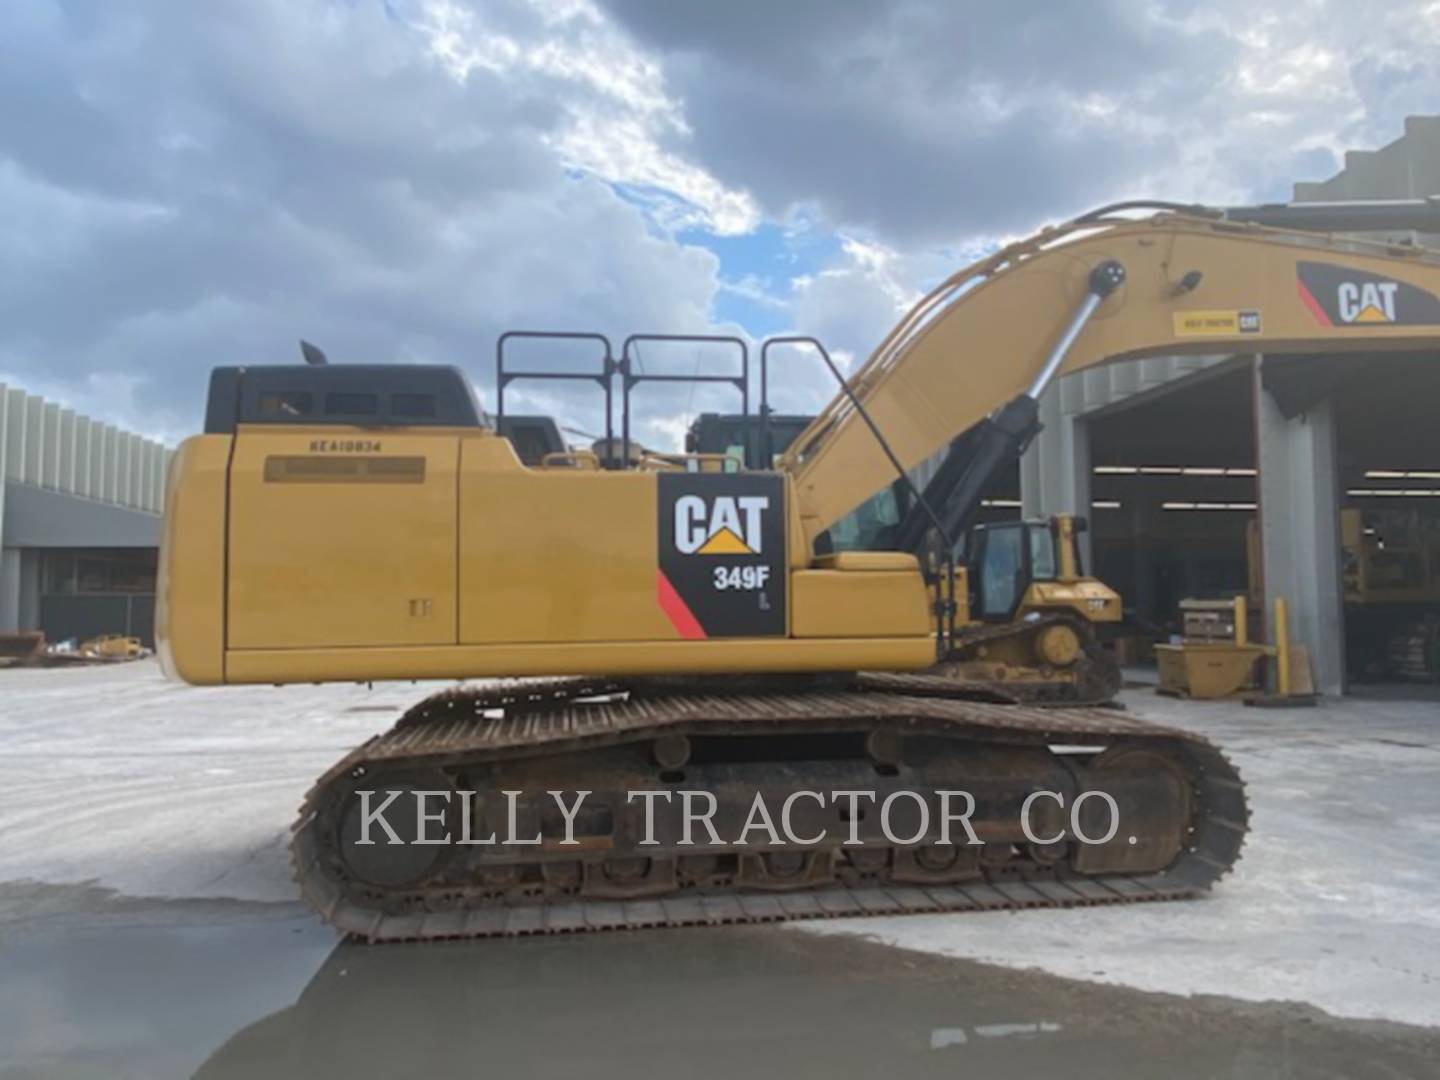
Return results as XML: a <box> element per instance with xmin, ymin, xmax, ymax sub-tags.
<box><xmin>1297</xmin><ymin>261</ymin><xmax>1440</xmax><ymax>327</ymax></box>
<box><xmin>657</xmin><ymin>474</ymin><xmax>785</xmax><ymax>639</ymax></box>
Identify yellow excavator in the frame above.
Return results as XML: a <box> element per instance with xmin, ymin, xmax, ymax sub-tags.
<box><xmin>160</xmin><ymin>197</ymin><xmax>1440</xmax><ymax>940</ymax></box>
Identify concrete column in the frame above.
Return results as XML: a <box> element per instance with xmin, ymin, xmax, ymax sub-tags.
<box><xmin>1253</xmin><ymin>356</ymin><xmax>1346</xmax><ymax>695</ymax></box>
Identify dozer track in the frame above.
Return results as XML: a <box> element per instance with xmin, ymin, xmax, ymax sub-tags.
<box><xmin>860</xmin><ymin>614</ymin><xmax>1123</xmax><ymax>706</ymax></box>
<box><xmin>292</xmin><ymin>679</ymin><xmax>1246</xmax><ymax>942</ymax></box>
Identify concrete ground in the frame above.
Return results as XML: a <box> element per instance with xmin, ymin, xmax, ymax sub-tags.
<box><xmin>807</xmin><ymin>676</ymin><xmax>1440</xmax><ymax>1027</ymax></box>
<box><xmin>1</xmin><ymin>661</ymin><xmax>1438</xmax><ymax>1075</ymax></box>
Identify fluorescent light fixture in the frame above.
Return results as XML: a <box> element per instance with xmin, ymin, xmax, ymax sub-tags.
<box><xmin>1095</xmin><ymin>465</ymin><xmax>1259</xmax><ymax>477</ymax></box>
<box><xmin>1162</xmin><ymin>501</ymin><xmax>1256</xmax><ymax>511</ymax></box>
<box><xmin>1091</xmin><ymin>500</ymin><xmax>1122</xmax><ymax>509</ymax></box>
<box><xmin>1365</xmin><ymin>470</ymin><xmax>1406</xmax><ymax>479</ymax></box>
<box><xmin>1345</xmin><ymin>489</ymin><xmax>1440</xmax><ymax>497</ymax></box>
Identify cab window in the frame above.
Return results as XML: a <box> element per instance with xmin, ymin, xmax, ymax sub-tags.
<box><xmin>979</xmin><ymin>523</ymin><xmax>1025</xmax><ymax>617</ymax></box>
<box><xmin>827</xmin><ymin>488</ymin><xmax>901</xmax><ymax>552</ymax></box>
<box><xmin>258</xmin><ymin>391</ymin><xmax>313</xmax><ymax>419</ymax></box>
<box><xmin>1029</xmin><ymin>524</ymin><xmax>1058</xmax><ymax>581</ymax></box>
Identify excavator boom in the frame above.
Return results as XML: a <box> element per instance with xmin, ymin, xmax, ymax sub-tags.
<box><xmin>784</xmin><ymin>209</ymin><xmax>1440</xmax><ymax>543</ymax></box>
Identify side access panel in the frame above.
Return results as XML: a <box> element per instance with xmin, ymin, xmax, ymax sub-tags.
<box><xmin>227</xmin><ymin>429</ymin><xmax>459</xmax><ymax>649</ymax></box>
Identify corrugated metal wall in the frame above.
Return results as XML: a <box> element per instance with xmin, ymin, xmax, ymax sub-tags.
<box><xmin>0</xmin><ymin>383</ymin><xmax>171</xmax><ymax>512</ymax></box>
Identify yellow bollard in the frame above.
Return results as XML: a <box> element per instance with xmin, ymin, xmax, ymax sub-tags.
<box><xmin>1273</xmin><ymin>597</ymin><xmax>1291</xmax><ymax>697</ymax></box>
<box><xmin>1234</xmin><ymin>595</ymin><xmax>1248</xmax><ymax>647</ymax></box>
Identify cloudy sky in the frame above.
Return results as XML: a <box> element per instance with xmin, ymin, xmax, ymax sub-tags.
<box><xmin>3</xmin><ymin>0</ymin><xmax>1437</xmax><ymax>447</ymax></box>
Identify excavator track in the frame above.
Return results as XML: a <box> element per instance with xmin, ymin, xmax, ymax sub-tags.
<box><xmin>292</xmin><ymin>684</ymin><xmax>1247</xmax><ymax>942</ymax></box>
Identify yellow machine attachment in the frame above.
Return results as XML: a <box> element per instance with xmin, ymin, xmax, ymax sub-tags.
<box><xmin>79</xmin><ymin>634</ymin><xmax>146</xmax><ymax>660</ymax></box>
<box><xmin>1249</xmin><ymin>509</ymin><xmax>1440</xmax><ymax>680</ymax></box>
<box><xmin>1341</xmin><ymin>508</ymin><xmax>1440</xmax><ymax>680</ymax></box>
<box><xmin>1157</xmin><ymin>595</ymin><xmax>1314</xmax><ymax>703</ymax></box>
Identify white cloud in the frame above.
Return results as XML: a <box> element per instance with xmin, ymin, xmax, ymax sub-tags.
<box><xmin>3</xmin><ymin>0</ymin><xmax>1438</xmax><ymax>448</ymax></box>
<box><xmin>0</xmin><ymin>0</ymin><xmax>736</xmax><ymax>443</ymax></box>
<box><xmin>409</xmin><ymin>0</ymin><xmax>760</xmax><ymax>233</ymax></box>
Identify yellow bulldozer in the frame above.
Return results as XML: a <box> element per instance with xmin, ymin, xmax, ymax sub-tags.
<box><xmin>159</xmin><ymin>197</ymin><xmax>1440</xmax><ymax>940</ymax></box>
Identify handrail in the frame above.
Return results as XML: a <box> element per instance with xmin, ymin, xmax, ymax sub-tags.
<box><xmin>618</xmin><ymin>334</ymin><xmax>750</xmax><ymax>468</ymax></box>
<box><xmin>496</xmin><ymin>331</ymin><xmax>617</xmax><ymax>467</ymax></box>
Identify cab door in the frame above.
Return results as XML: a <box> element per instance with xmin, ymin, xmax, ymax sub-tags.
<box><xmin>969</xmin><ymin>521</ymin><xmax>1029</xmax><ymax>622</ymax></box>
<box><xmin>227</xmin><ymin>428</ymin><xmax>459</xmax><ymax>649</ymax></box>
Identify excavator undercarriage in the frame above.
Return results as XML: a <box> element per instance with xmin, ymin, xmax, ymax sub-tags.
<box><xmin>292</xmin><ymin>677</ymin><xmax>1244</xmax><ymax>941</ymax></box>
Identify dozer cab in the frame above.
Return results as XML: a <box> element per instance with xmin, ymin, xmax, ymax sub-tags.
<box><xmin>158</xmin><ymin>197</ymin><xmax>1440</xmax><ymax>940</ymax></box>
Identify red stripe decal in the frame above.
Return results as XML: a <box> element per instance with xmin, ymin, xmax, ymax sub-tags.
<box><xmin>1296</xmin><ymin>279</ymin><xmax>1332</xmax><ymax>326</ymax></box>
<box><xmin>656</xmin><ymin>569</ymin><xmax>707</xmax><ymax>639</ymax></box>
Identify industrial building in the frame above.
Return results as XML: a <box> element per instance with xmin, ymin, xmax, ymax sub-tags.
<box><xmin>1023</xmin><ymin>114</ymin><xmax>1440</xmax><ymax>694</ymax></box>
<box><xmin>0</xmin><ymin>384</ymin><xmax>170</xmax><ymax>647</ymax></box>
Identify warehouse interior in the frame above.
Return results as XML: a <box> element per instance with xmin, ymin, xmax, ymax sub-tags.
<box><xmin>1082</xmin><ymin>355</ymin><xmax>1440</xmax><ymax>689</ymax></box>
